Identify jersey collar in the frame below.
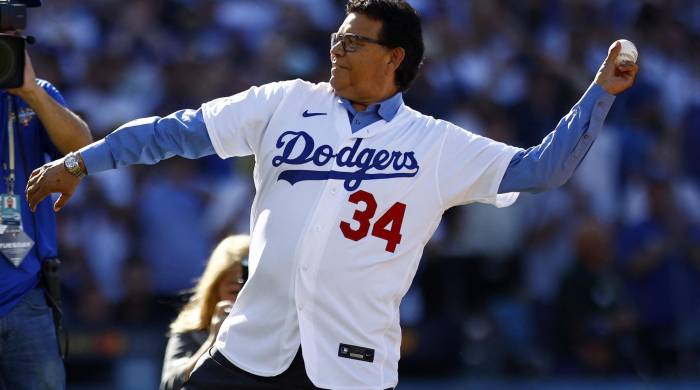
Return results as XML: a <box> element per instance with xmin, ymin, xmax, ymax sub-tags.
<box><xmin>338</xmin><ymin>92</ymin><xmax>404</xmax><ymax>123</ymax></box>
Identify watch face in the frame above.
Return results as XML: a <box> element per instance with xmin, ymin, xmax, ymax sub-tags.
<box><xmin>65</xmin><ymin>156</ymin><xmax>78</xmax><ymax>170</ymax></box>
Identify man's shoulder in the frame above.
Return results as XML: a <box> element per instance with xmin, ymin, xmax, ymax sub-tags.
<box><xmin>395</xmin><ymin>105</ymin><xmax>494</xmax><ymax>147</ymax></box>
<box><xmin>34</xmin><ymin>79</ymin><xmax>67</xmax><ymax>106</ymax></box>
<box><xmin>397</xmin><ymin>104</ymin><xmax>455</xmax><ymax>132</ymax></box>
<box><xmin>35</xmin><ymin>78</ymin><xmax>57</xmax><ymax>90</ymax></box>
<box><xmin>35</xmin><ymin>79</ymin><xmax>63</xmax><ymax>96</ymax></box>
<box><xmin>274</xmin><ymin>79</ymin><xmax>333</xmax><ymax>97</ymax></box>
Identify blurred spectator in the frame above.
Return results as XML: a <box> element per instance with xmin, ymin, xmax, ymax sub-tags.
<box><xmin>618</xmin><ymin>175</ymin><xmax>700</xmax><ymax>375</ymax></box>
<box><xmin>137</xmin><ymin>159</ymin><xmax>211</xmax><ymax>296</ymax></box>
<box><xmin>160</xmin><ymin>235</ymin><xmax>249</xmax><ymax>390</ymax></box>
<box><xmin>683</xmin><ymin>105</ymin><xmax>700</xmax><ymax>182</ymax></box>
<box><xmin>555</xmin><ymin>219</ymin><xmax>637</xmax><ymax>375</ymax></box>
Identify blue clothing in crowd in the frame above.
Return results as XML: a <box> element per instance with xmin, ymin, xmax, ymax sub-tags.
<box><xmin>618</xmin><ymin>219</ymin><xmax>700</xmax><ymax>327</ymax></box>
<box><xmin>0</xmin><ymin>81</ymin><xmax>64</xmax><ymax>317</ymax></box>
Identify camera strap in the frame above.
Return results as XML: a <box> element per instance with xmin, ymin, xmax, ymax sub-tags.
<box><xmin>0</xmin><ymin>94</ymin><xmax>34</xmax><ymax>267</ymax></box>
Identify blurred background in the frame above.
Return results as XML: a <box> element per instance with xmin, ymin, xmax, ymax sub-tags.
<box><xmin>22</xmin><ymin>0</ymin><xmax>700</xmax><ymax>388</ymax></box>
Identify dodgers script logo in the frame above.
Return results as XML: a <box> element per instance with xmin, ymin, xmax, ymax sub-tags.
<box><xmin>272</xmin><ymin>131</ymin><xmax>419</xmax><ymax>191</ymax></box>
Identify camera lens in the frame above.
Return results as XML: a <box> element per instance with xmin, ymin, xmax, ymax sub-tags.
<box><xmin>0</xmin><ymin>35</ymin><xmax>24</xmax><ymax>88</ymax></box>
<box><xmin>0</xmin><ymin>41</ymin><xmax>13</xmax><ymax>74</ymax></box>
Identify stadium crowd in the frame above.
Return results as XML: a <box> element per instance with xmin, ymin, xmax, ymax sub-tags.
<box><xmin>21</xmin><ymin>0</ymin><xmax>700</xmax><ymax>388</ymax></box>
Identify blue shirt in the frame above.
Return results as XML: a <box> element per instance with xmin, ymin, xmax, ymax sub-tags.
<box><xmin>0</xmin><ymin>81</ymin><xmax>64</xmax><ymax>317</ymax></box>
<box><xmin>81</xmin><ymin>83</ymin><xmax>615</xmax><ymax>195</ymax></box>
<box><xmin>339</xmin><ymin>93</ymin><xmax>403</xmax><ymax>134</ymax></box>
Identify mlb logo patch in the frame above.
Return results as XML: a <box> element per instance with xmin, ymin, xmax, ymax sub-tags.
<box><xmin>18</xmin><ymin>107</ymin><xmax>36</xmax><ymax>127</ymax></box>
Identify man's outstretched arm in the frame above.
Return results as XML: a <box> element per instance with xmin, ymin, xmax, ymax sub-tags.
<box><xmin>26</xmin><ymin>80</ymin><xmax>291</xmax><ymax>212</ymax></box>
<box><xmin>26</xmin><ymin>108</ymin><xmax>214</xmax><ymax>212</ymax></box>
<box><xmin>81</xmin><ymin>108</ymin><xmax>214</xmax><ymax>173</ymax></box>
<box><xmin>498</xmin><ymin>40</ymin><xmax>638</xmax><ymax>194</ymax></box>
<box><xmin>498</xmin><ymin>83</ymin><xmax>615</xmax><ymax>193</ymax></box>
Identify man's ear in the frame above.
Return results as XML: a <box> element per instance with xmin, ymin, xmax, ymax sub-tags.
<box><xmin>388</xmin><ymin>47</ymin><xmax>406</xmax><ymax>72</ymax></box>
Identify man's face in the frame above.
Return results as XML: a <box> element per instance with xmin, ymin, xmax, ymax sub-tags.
<box><xmin>329</xmin><ymin>13</ymin><xmax>397</xmax><ymax>103</ymax></box>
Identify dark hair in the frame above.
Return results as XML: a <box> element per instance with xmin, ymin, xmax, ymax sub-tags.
<box><xmin>346</xmin><ymin>0</ymin><xmax>424</xmax><ymax>91</ymax></box>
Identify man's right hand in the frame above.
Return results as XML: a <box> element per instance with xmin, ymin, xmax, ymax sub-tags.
<box><xmin>594</xmin><ymin>40</ymin><xmax>639</xmax><ymax>95</ymax></box>
<box><xmin>26</xmin><ymin>158</ymin><xmax>81</xmax><ymax>212</ymax></box>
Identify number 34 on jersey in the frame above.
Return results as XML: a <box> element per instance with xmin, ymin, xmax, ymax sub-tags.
<box><xmin>339</xmin><ymin>190</ymin><xmax>406</xmax><ymax>253</ymax></box>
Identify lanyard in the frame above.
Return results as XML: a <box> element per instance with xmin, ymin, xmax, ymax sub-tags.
<box><xmin>5</xmin><ymin>94</ymin><xmax>16</xmax><ymax>195</ymax></box>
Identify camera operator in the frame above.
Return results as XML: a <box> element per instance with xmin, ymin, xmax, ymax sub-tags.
<box><xmin>0</xmin><ymin>25</ymin><xmax>92</xmax><ymax>390</ymax></box>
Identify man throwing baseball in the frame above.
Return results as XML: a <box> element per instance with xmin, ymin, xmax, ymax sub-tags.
<box><xmin>26</xmin><ymin>0</ymin><xmax>637</xmax><ymax>389</ymax></box>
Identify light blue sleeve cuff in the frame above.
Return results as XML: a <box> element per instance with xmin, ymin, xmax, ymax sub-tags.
<box><xmin>80</xmin><ymin>139</ymin><xmax>116</xmax><ymax>175</ymax></box>
<box><xmin>564</xmin><ymin>83</ymin><xmax>615</xmax><ymax>168</ymax></box>
<box><xmin>579</xmin><ymin>83</ymin><xmax>616</xmax><ymax>126</ymax></box>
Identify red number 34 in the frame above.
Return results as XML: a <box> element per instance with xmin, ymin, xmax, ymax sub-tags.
<box><xmin>339</xmin><ymin>190</ymin><xmax>406</xmax><ymax>253</ymax></box>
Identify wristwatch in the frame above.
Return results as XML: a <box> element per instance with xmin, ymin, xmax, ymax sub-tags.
<box><xmin>63</xmin><ymin>152</ymin><xmax>86</xmax><ymax>178</ymax></box>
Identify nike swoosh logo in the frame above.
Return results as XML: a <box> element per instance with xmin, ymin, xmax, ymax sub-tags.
<box><xmin>302</xmin><ymin>110</ymin><xmax>327</xmax><ymax>117</ymax></box>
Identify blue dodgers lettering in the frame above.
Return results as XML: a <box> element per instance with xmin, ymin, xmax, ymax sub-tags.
<box><xmin>272</xmin><ymin>131</ymin><xmax>419</xmax><ymax>191</ymax></box>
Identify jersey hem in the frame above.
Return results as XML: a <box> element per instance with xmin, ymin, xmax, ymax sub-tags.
<box><xmin>216</xmin><ymin>347</ymin><xmax>398</xmax><ymax>389</ymax></box>
<box><xmin>308</xmin><ymin>379</ymin><xmax>398</xmax><ymax>390</ymax></box>
<box><xmin>216</xmin><ymin>347</ymin><xmax>294</xmax><ymax>377</ymax></box>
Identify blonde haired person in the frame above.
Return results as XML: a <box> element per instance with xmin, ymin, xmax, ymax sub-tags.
<box><xmin>160</xmin><ymin>235</ymin><xmax>249</xmax><ymax>390</ymax></box>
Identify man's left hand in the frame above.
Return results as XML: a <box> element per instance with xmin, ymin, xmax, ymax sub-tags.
<box><xmin>26</xmin><ymin>159</ymin><xmax>81</xmax><ymax>212</ymax></box>
<box><xmin>594</xmin><ymin>40</ymin><xmax>639</xmax><ymax>95</ymax></box>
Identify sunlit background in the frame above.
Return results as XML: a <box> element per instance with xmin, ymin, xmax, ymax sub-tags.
<box><xmin>23</xmin><ymin>0</ymin><xmax>700</xmax><ymax>388</ymax></box>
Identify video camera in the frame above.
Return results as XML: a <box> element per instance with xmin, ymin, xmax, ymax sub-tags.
<box><xmin>0</xmin><ymin>0</ymin><xmax>41</xmax><ymax>88</ymax></box>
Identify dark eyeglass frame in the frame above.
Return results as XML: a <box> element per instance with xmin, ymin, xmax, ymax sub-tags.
<box><xmin>330</xmin><ymin>32</ymin><xmax>387</xmax><ymax>53</ymax></box>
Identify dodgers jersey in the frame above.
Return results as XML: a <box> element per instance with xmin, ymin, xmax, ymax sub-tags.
<box><xmin>202</xmin><ymin>79</ymin><xmax>520</xmax><ymax>389</ymax></box>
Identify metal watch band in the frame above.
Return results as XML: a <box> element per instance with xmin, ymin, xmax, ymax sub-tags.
<box><xmin>64</xmin><ymin>152</ymin><xmax>86</xmax><ymax>178</ymax></box>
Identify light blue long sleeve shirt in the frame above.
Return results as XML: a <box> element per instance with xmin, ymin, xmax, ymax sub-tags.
<box><xmin>81</xmin><ymin>83</ymin><xmax>615</xmax><ymax>194</ymax></box>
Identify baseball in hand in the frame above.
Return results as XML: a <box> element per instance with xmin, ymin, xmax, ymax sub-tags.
<box><xmin>615</xmin><ymin>39</ymin><xmax>638</xmax><ymax>65</ymax></box>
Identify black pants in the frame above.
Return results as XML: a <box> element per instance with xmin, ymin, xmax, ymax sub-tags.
<box><xmin>182</xmin><ymin>346</ymin><xmax>321</xmax><ymax>390</ymax></box>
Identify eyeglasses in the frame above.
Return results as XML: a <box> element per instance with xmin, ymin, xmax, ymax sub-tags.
<box><xmin>330</xmin><ymin>32</ymin><xmax>386</xmax><ymax>53</ymax></box>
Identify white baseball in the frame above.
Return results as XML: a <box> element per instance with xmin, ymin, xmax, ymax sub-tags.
<box><xmin>616</xmin><ymin>39</ymin><xmax>638</xmax><ymax>64</ymax></box>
